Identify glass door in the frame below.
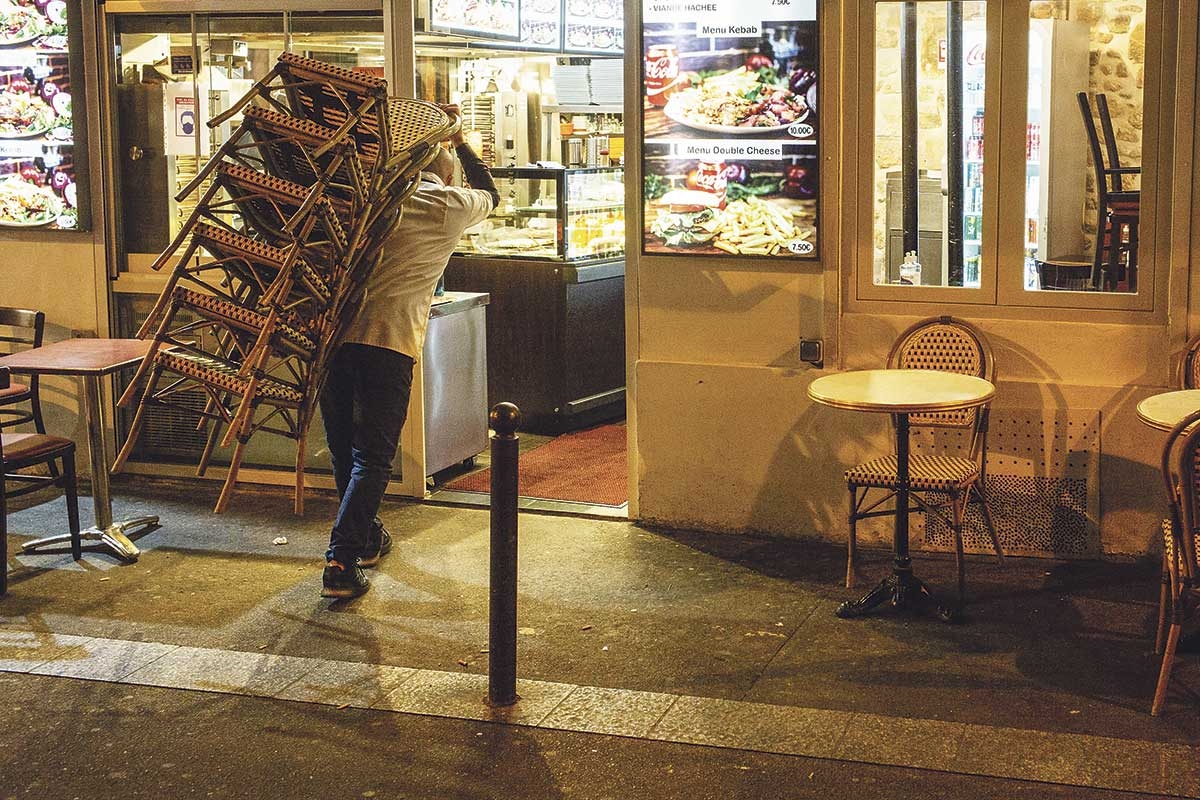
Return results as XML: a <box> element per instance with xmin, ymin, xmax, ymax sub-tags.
<box><xmin>104</xmin><ymin>7</ymin><xmax>405</xmax><ymax>493</ymax></box>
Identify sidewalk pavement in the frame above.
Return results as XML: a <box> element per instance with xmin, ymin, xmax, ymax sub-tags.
<box><xmin>2</xmin><ymin>477</ymin><xmax>1198</xmax><ymax>798</ymax></box>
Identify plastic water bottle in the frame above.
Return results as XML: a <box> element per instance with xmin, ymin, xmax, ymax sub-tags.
<box><xmin>899</xmin><ymin>251</ymin><xmax>922</xmax><ymax>285</ymax></box>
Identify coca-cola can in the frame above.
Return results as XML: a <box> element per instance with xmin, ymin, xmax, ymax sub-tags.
<box><xmin>645</xmin><ymin>44</ymin><xmax>680</xmax><ymax>107</ymax></box>
<box><xmin>695</xmin><ymin>160</ymin><xmax>727</xmax><ymax>206</ymax></box>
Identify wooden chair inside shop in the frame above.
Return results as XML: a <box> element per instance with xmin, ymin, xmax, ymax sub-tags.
<box><xmin>1077</xmin><ymin>92</ymin><xmax>1141</xmax><ymax>292</ymax></box>
<box><xmin>1</xmin><ymin>367</ymin><xmax>80</xmax><ymax>596</ymax></box>
<box><xmin>844</xmin><ymin>316</ymin><xmax>1004</xmax><ymax>601</ymax></box>
<box><xmin>0</xmin><ymin>308</ymin><xmax>49</xmax><ymax>435</ymax></box>
<box><xmin>1151</xmin><ymin>408</ymin><xmax>1200</xmax><ymax>715</ymax></box>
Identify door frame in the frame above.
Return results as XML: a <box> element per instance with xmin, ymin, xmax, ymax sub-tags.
<box><xmin>99</xmin><ymin>0</ymin><xmax>433</xmax><ymax>499</ymax></box>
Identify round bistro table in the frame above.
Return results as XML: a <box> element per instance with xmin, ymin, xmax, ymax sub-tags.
<box><xmin>809</xmin><ymin>369</ymin><xmax>996</xmax><ymax>621</ymax></box>
<box><xmin>1136</xmin><ymin>389</ymin><xmax>1200</xmax><ymax>432</ymax></box>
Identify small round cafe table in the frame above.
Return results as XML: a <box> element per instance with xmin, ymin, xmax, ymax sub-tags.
<box><xmin>808</xmin><ymin>369</ymin><xmax>996</xmax><ymax>621</ymax></box>
<box><xmin>1136</xmin><ymin>389</ymin><xmax>1200</xmax><ymax>432</ymax></box>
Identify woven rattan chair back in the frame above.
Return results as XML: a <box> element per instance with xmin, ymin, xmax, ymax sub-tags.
<box><xmin>241</xmin><ymin>107</ymin><xmax>368</xmax><ymax>204</ymax></box>
<box><xmin>276</xmin><ymin>53</ymin><xmax>389</xmax><ymax>158</ymax></box>
<box><xmin>215</xmin><ymin>161</ymin><xmax>350</xmax><ymax>256</ymax></box>
<box><xmin>1173</xmin><ymin>417</ymin><xmax>1200</xmax><ymax>583</ymax></box>
<box><xmin>1177</xmin><ymin>335</ymin><xmax>1200</xmax><ymax>390</ymax></box>
<box><xmin>888</xmin><ymin>316</ymin><xmax>995</xmax><ymax>430</ymax></box>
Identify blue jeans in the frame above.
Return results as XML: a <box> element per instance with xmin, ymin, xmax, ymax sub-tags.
<box><xmin>319</xmin><ymin>343</ymin><xmax>415</xmax><ymax>566</ymax></box>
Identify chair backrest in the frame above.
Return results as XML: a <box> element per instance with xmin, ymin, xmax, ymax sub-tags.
<box><xmin>1094</xmin><ymin>94</ymin><xmax>1127</xmax><ymax>191</ymax></box>
<box><xmin>1077</xmin><ymin>92</ymin><xmax>1112</xmax><ymax>200</ymax></box>
<box><xmin>887</xmin><ymin>315</ymin><xmax>995</xmax><ymax>434</ymax></box>
<box><xmin>1165</xmin><ymin>409</ymin><xmax>1200</xmax><ymax>580</ymax></box>
<box><xmin>1178</xmin><ymin>335</ymin><xmax>1200</xmax><ymax>389</ymax></box>
<box><xmin>0</xmin><ymin>307</ymin><xmax>44</xmax><ymax>354</ymax></box>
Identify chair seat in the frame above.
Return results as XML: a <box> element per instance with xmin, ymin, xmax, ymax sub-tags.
<box><xmin>2</xmin><ymin>432</ymin><xmax>73</xmax><ymax>466</ymax></box>
<box><xmin>0</xmin><ymin>382</ymin><xmax>31</xmax><ymax>401</ymax></box>
<box><xmin>156</xmin><ymin>351</ymin><xmax>305</xmax><ymax>406</ymax></box>
<box><xmin>846</xmin><ymin>454</ymin><xmax>980</xmax><ymax>491</ymax></box>
<box><xmin>1162</xmin><ymin>518</ymin><xmax>1200</xmax><ymax>567</ymax></box>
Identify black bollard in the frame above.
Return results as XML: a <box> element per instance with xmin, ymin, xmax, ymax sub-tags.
<box><xmin>488</xmin><ymin>402</ymin><xmax>520</xmax><ymax>707</ymax></box>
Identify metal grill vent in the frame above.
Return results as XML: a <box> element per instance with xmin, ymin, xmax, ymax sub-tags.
<box><xmin>917</xmin><ymin>409</ymin><xmax>1101</xmax><ymax>558</ymax></box>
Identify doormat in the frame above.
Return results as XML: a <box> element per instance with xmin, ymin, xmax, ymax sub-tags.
<box><xmin>446</xmin><ymin>423</ymin><xmax>627</xmax><ymax>506</ymax></box>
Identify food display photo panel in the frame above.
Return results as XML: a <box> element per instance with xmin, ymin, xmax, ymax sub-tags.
<box><xmin>563</xmin><ymin>0</ymin><xmax>623</xmax><ymax>55</ymax></box>
<box><xmin>0</xmin><ymin>2</ymin><xmax>76</xmax><ymax>231</ymax></box>
<box><xmin>643</xmin><ymin>147</ymin><xmax>815</xmax><ymax>257</ymax></box>
<box><xmin>641</xmin><ymin>1</ymin><xmax>819</xmax><ymax>258</ymax></box>
<box><xmin>520</xmin><ymin>0</ymin><xmax>562</xmax><ymax>51</ymax></box>
<box><xmin>431</xmin><ymin>0</ymin><xmax>521</xmax><ymax>41</ymax></box>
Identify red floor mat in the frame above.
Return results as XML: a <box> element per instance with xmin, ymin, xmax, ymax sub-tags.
<box><xmin>446</xmin><ymin>423</ymin><xmax>627</xmax><ymax>506</ymax></box>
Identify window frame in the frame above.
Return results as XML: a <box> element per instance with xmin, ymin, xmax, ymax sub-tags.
<box><xmin>848</xmin><ymin>0</ymin><xmax>1171</xmax><ymax>317</ymax></box>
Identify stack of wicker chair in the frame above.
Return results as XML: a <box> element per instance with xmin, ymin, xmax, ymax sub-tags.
<box><xmin>114</xmin><ymin>54</ymin><xmax>458</xmax><ymax>514</ymax></box>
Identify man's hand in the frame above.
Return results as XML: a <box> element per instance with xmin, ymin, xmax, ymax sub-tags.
<box><xmin>439</xmin><ymin>103</ymin><xmax>467</xmax><ymax>147</ymax></box>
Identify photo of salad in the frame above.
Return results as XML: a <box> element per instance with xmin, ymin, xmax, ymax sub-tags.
<box><xmin>0</xmin><ymin>83</ymin><xmax>52</xmax><ymax>136</ymax></box>
<box><xmin>0</xmin><ymin>2</ymin><xmax>42</xmax><ymax>46</ymax></box>
<box><xmin>0</xmin><ymin>171</ymin><xmax>62</xmax><ymax>226</ymax></box>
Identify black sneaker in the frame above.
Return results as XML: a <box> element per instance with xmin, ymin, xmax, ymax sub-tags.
<box><xmin>321</xmin><ymin>562</ymin><xmax>369</xmax><ymax>598</ymax></box>
<box><xmin>358</xmin><ymin>524</ymin><xmax>393</xmax><ymax>568</ymax></box>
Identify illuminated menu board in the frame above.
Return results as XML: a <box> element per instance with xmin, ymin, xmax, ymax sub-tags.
<box><xmin>563</xmin><ymin>0</ymin><xmax>622</xmax><ymax>55</ymax></box>
<box><xmin>431</xmin><ymin>0</ymin><xmax>521</xmax><ymax>41</ymax></box>
<box><xmin>519</xmin><ymin>0</ymin><xmax>561</xmax><ymax>52</ymax></box>
<box><xmin>0</xmin><ymin>0</ymin><xmax>78</xmax><ymax>231</ymax></box>
<box><xmin>641</xmin><ymin>0</ymin><xmax>818</xmax><ymax>258</ymax></box>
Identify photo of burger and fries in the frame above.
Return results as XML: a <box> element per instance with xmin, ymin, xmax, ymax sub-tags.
<box><xmin>644</xmin><ymin>161</ymin><xmax>816</xmax><ymax>256</ymax></box>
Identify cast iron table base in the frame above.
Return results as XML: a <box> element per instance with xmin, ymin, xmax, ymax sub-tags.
<box><xmin>835</xmin><ymin>559</ymin><xmax>958</xmax><ymax>622</ymax></box>
<box><xmin>21</xmin><ymin>516</ymin><xmax>159</xmax><ymax>562</ymax></box>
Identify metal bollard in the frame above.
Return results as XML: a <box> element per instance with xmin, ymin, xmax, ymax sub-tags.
<box><xmin>488</xmin><ymin>402</ymin><xmax>520</xmax><ymax>707</ymax></box>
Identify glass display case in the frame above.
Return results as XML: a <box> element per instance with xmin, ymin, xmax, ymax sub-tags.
<box><xmin>457</xmin><ymin>166</ymin><xmax>625</xmax><ymax>262</ymax></box>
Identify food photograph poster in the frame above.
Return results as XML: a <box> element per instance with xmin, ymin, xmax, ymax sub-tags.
<box><xmin>641</xmin><ymin>0</ymin><xmax>818</xmax><ymax>258</ymax></box>
<box><xmin>0</xmin><ymin>0</ymin><xmax>77</xmax><ymax>231</ymax></box>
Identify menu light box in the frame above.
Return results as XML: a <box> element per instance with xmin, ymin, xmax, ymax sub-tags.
<box><xmin>641</xmin><ymin>0</ymin><xmax>818</xmax><ymax>258</ymax></box>
<box><xmin>430</xmin><ymin>0</ymin><xmax>522</xmax><ymax>42</ymax></box>
<box><xmin>0</xmin><ymin>0</ymin><xmax>78</xmax><ymax>231</ymax></box>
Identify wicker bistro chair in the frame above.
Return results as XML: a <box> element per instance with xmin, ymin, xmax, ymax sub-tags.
<box><xmin>844</xmin><ymin>317</ymin><xmax>1004</xmax><ymax>601</ymax></box>
<box><xmin>1152</xmin><ymin>409</ymin><xmax>1200</xmax><ymax>715</ymax></box>
<box><xmin>131</xmin><ymin>222</ymin><xmax>332</xmax><ymax>358</ymax></box>
<box><xmin>1</xmin><ymin>367</ymin><xmax>81</xmax><ymax>595</ymax></box>
<box><xmin>152</xmin><ymin>161</ymin><xmax>350</xmax><ymax>286</ymax></box>
<box><xmin>113</xmin><ymin>291</ymin><xmax>324</xmax><ymax>514</ymax></box>
<box><xmin>1149</xmin><ymin>335</ymin><xmax>1200</xmax><ymax>657</ymax></box>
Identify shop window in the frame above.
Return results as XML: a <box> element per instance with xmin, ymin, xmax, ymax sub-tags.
<box><xmin>858</xmin><ymin>0</ymin><xmax>1165</xmax><ymax>311</ymax></box>
<box><xmin>1020</xmin><ymin>2</ymin><xmax>1145</xmax><ymax>295</ymax></box>
<box><xmin>871</xmin><ymin>2</ymin><xmax>988</xmax><ymax>289</ymax></box>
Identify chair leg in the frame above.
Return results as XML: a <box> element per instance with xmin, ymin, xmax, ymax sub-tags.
<box><xmin>196</xmin><ymin>416</ymin><xmax>223</xmax><ymax>477</ymax></box>
<box><xmin>63</xmin><ymin>450</ymin><xmax>81</xmax><ymax>562</ymax></box>
<box><xmin>30</xmin><ymin>385</ymin><xmax>58</xmax><ymax>478</ymax></box>
<box><xmin>1152</xmin><ymin>622</ymin><xmax>1181</xmax><ymax>716</ymax></box>
<box><xmin>847</xmin><ymin>485</ymin><xmax>858</xmax><ymax>590</ymax></box>
<box><xmin>112</xmin><ymin>364</ymin><xmax>162</xmax><ymax>473</ymax></box>
<box><xmin>215</xmin><ymin>436</ymin><xmax>249</xmax><ymax>514</ymax></box>
<box><xmin>974</xmin><ymin>481</ymin><xmax>1003</xmax><ymax>564</ymax></box>
<box><xmin>1154</xmin><ymin>547</ymin><xmax>1170</xmax><ymax>655</ymax></box>
<box><xmin>293</xmin><ymin>436</ymin><xmax>306</xmax><ymax>516</ymax></box>
<box><xmin>953</xmin><ymin>492</ymin><xmax>967</xmax><ymax>603</ymax></box>
<box><xmin>1</xmin><ymin>469</ymin><xmax>7</xmax><ymax>596</ymax></box>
